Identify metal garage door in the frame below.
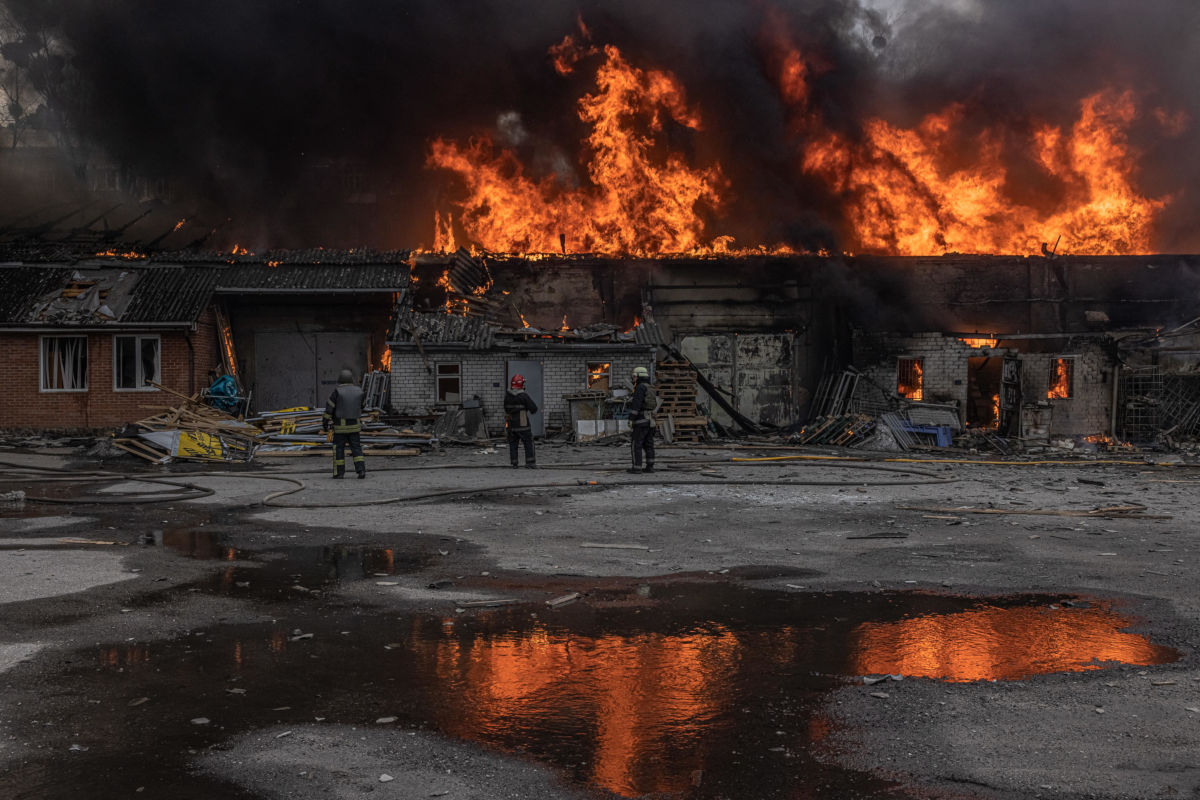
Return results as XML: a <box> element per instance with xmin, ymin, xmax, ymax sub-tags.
<box><xmin>253</xmin><ymin>332</ymin><xmax>367</xmax><ymax>412</ymax></box>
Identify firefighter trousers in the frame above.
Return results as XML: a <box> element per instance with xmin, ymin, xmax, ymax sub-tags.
<box><xmin>631</xmin><ymin>421</ymin><xmax>655</xmax><ymax>468</ymax></box>
<box><xmin>333</xmin><ymin>432</ymin><xmax>365</xmax><ymax>477</ymax></box>
<box><xmin>507</xmin><ymin>428</ymin><xmax>535</xmax><ymax>466</ymax></box>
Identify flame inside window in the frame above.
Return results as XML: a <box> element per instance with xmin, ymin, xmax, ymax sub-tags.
<box><xmin>960</xmin><ymin>337</ymin><xmax>998</xmax><ymax>349</ymax></box>
<box><xmin>587</xmin><ymin>362</ymin><xmax>611</xmax><ymax>391</ymax></box>
<box><xmin>897</xmin><ymin>357</ymin><xmax>924</xmax><ymax>401</ymax></box>
<box><xmin>1048</xmin><ymin>357</ymin><xmax>1074</xmax><ymax>399</ymax></box>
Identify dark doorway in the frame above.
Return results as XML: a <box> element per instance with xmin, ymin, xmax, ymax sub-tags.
<box><xmin>967</xmin><ymin>356</ymin><xmax>1003</xmax><ymax>427</ymax></box>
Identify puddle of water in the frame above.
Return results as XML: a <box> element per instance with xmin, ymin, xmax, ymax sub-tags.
<box><xmin>4</xmin><ymin>584</ymin><xmax>1177</xmax><ymax>800</ymax></box>
<box><xmin>150</xmin><ymin>529</ymin><xmax>436</xmax><ymax>599</ymax></box>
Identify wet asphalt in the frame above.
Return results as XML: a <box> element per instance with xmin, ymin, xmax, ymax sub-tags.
<box><xmin>0</xmin><ymin>445</ymin><xmax>1197</xmax><ymax>799</ymax></box>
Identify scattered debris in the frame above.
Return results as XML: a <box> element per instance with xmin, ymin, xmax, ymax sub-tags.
<box><xmin>546</xmin><ymin>592</ymin><xmax>581</xmax><ymax>608</ymax></box>
<box><xmin>896</xmin><ymin>503</ymin><xmax>1170</xmax><ymax>520</ymax></box>
<box><xmin>579</xmin><ymin>542</ymin><xmax>651</xmax><ymax>550</ymax></box>
<box><xmin>457</xmin><ymin>599</ymin><xmax>519</xmax><ymax>608</ymax></box>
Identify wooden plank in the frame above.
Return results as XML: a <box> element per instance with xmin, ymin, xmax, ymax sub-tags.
<box><xmin>112</xmin><ymin>439</ymin><xmax>166</xmax><ymax>463</ymax></box>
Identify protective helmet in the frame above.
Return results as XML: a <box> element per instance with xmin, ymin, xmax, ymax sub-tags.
<box><xmin>510</xmin><ymin>374</ymin><xmax>525</xmax><ymax>390</ymax></box>
<box><xmin>338</xmin><ymin>368</ymin><xmax>354</xmax><ymax>384</ymax></box>
<box><xmin>632</xmin><ymin>366</ymin><xmax>649</xmax><ymax>379</ymax></box>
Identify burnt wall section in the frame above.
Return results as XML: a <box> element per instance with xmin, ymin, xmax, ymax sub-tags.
<box><xmin>842</xmin><ymin>255</ymin><xmax>1200</xmax><ymax>334</ymax></box>
<box><xmin>679</xmin><ymin>333</ymin><xmax>800</xmax><ymax>428</ymax></box>
<box><xmin>851</xmin><ymin>332</ymin><xmax>1114</xmax><ymax>438</ymax></box>
<box><xmin>483</xmin><ymin>254</ymin><xmax>1200</xmax><ymax>337</ymax></box>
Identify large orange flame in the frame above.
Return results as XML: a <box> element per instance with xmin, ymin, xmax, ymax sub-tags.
<box><xmin>427</xmin><ymin>41</ymin><xmax>728</xmax><ymax>255</ymax></box>
<box><xmin>770</xmin><ymin>27</ymin><xmax>1174</xmax><ymax>256</ymax></box>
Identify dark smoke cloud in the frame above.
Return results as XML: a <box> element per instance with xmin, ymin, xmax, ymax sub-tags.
<box><xmin>2</xmin><ymin>0</ymin><xmax>1199</xmax><ymax>251</ymax></box>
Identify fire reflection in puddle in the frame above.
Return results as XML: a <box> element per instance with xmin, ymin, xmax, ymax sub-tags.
<box><xmin>11</xmin><ymin>587</ymin><xmax>1172</xmax><ymax>800</ymax></box>
<box><xmin>849</xmin><ymin>604</ymin><xmax>1175</xmax><ymax>682</ymax></box>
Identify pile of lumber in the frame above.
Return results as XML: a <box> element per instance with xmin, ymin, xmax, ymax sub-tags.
<box><xmin>112</xmin><ymin>386</ymin><xmax>436</xmax><ymax>463</ymax></box>
<box><xmin>248</xmin><ymin>408</ymin><xmax>435</xmax><ymax>458</ymax></box>
<box><xmin>655</xmin><ymin>362</ymin><xmax>709</xmax><ymax>443</ymax></box>
<box><xmin>115</xmin><ymin>382</ymin><xmax>261</xmax><ymax>463</ymax></box>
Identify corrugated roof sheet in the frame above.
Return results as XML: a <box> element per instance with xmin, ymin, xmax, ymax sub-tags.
<box><xmin>215</xmin><ymin>263</ymin><xmax>409</xmax><ymax>291</ymax></box>
<box><xmin>0</xmin><ymin>257</ymin><xmax>411</xmax><ymax>326</ymax></box>
<box><xmin>121</xmin><ymin>267</ymin><xmax>222</xmax><ymax>323</ymax></box>
<box><xmin>390</xmin><ymin>308</ymin><xmax>497</xmax><ymax>349</ymax></box>
<box><xmin>0</xmin><ymin>265</ymin><xmax>220</xmax><ymax>326</ymax></box>
<box><xmin>0</xmin><ymin>267</ymin><xmax>74</xmax><ymax>324</ymax></box>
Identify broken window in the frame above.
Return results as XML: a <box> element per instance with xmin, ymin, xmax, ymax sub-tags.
<box><xmin>1048</xmin><ymin>357</ymin><xmax>1074</xmax><ymax>399</ymax></box>
<box><xmin>436</xmin><ymin>362</ymin><xmax>462</xmax><ymax>403</ymax></box>
<box><xmin>114</xmin><ymin>335</ymin><xmax>161</xmax><ymax>390</ymax></box>
<box><xmin>40</xmin><ymin>336</ymin><xmax>88</xmax><ymax>391</ymax></box>
<box><xmin>587</xmin><ymin>361</ymin><xmax>611</xmax><ymax>391</ymax></box>
<box><xmin>897</xmin><ymin>357</ymin><xmax>924</xmax><ymax>401</ymax></box>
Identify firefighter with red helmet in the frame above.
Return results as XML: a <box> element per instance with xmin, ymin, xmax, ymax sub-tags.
<box><xmin>504</xmin><ymin>374</ymin><xmax>538</xmax><ymax>468</ymax></box>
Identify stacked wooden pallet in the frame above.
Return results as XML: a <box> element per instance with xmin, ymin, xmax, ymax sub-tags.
<box><xmin>655</xmin><ymin>362</ymin><xmax>709</xmax><ymax>443</ymax></box>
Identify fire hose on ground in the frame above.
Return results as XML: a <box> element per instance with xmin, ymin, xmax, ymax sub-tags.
<box><xmin>0</xmin><ymin>457</ymin><xmax>958</xmax><ymax>509</ymax></box>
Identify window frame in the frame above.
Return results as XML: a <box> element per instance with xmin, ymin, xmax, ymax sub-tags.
<box><xmin>586</xmin><ymin>361</ymin><xmax>612</xmax><ymax>391</ymax></box>
<box><xmin>435</xmin><ymin>361</ymin><xmax>462</xmax><ymax>404</ymax></box>
<box><xmin>896</xmin><ymin>356</ymin><xmax>924</xmax><ymax>400</ymax></box>
<box><xmin>1047</xmin><ymin>356</ymin><xmax>1076</xmax><ymax>400</ymax></box>
<box><xmin>113</xmin><ymin>334</ymin><xmax>162</xmax><ymax>392</ymax></box>
<box><xmin>39</xmin><ymin>335</ymin><xmax>89</xmax><ymax>393</ymax></box>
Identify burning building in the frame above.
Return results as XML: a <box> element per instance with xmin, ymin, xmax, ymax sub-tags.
<box><xmin>3</xmin><ymin>3</ymin><xmax>1200</xmax><ymax>445</ymax></box>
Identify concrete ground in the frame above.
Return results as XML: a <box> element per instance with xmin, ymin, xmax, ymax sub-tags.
<box><xmin>0</xmin><ymin>442</ymin><xmax>1196</xmax><ymax>799</ymax></box>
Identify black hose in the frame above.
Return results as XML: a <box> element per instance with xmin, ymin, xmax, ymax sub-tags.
<box><xmin>0</xmin><ymin>457</ymin><xmax>951</xmax><ymax>509</ymax></box>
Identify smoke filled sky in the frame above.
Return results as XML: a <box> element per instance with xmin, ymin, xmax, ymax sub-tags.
<box><xmin>2</xmin><ymin>0</ymin><xmax>1198</xmax><ymax>253</ymax></box>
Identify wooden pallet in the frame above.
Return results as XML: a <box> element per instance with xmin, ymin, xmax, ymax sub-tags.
<box><xmin>654</xmin><ymin>363</ymin><xmax>709</xmax><ymax>442</ymax></box>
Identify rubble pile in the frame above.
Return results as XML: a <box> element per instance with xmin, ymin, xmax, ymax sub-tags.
<box><xmin>112</xmin><ymin>384</ymin><xmax>435</xmax><ymax>464</ymax></box>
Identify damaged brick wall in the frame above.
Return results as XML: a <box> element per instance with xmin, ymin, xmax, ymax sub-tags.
<box><xmin>851</xmin><ymin>331</ymin><xmax>1114</xmax><ymax>437</ymax></box>
<box><xmin>1018</xmin><ymin>344</ymin><xmax>1112</xmax><ymax>438</ymax></box>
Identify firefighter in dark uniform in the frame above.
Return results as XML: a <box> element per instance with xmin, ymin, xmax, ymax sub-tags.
<box><xmin>504</xmin><ymin>374</ymin><xmax>538</xmax><ymax>469</ymax></box>
<box><xmin>627</xmin><ymin>365</ymin><xmax>656</xmax><ymax>473</ymax></box>
<box><xmin>322</xmin><ymin>368</ymin><xmax>366</xmax><ymax>479</ymax></box>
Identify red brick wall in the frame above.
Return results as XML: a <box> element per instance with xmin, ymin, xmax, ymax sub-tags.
<box><xmin>0</xmin><ymin>314</ymin><xmax>221</xmax><ymax>430</ymax></box>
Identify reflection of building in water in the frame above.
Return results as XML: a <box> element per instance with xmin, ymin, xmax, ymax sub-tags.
<box><xmin>413</xmin><ymin>624</ymin><xmax>744</xmax><ymax>797</ymax></box>
<box><xmin>849</xmin><ymin>606</ymin><xmax>1175</xmax><ymax>682</ymax></box>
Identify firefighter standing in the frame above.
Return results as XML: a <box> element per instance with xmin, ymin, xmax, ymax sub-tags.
<box><xmin>504</xmin><ymin>374</ymin><xmax>538</xmax><ymax>468</ymax></box>
<box><xmin>322</xmin><ymin>368</ymin><xmax>366</xmax><ymax>479</ymax></box>
<box><xmin>627</xmin><ymin>365</ymin><xmax>656</xmax><ymax>473</ymax></box>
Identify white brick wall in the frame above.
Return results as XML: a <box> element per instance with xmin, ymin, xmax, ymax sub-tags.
<box><xmin>389</xmin><ymin>346</ymin><xmax>655</xmax><ymax>434</ymax></box>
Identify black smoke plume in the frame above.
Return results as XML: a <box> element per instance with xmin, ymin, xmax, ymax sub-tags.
<box><xmin>1</xmin><ymin>0</ymin><xmax>1198</xmax><ymax>251</ymax></box>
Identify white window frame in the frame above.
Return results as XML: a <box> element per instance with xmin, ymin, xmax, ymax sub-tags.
<box><xmin>113</xmin><ymin>334</ymin><xmax>162</xmax><ymax>392</ymax></box>
<box><xmin>39</xmin><ymin>335</ymin><xmax>89</xmax><ymax>392</ymax></box>
<box><xmin>435</xmin><ymin>362</ymin><xmax>462</xmax><ymax>404</ymax></box>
